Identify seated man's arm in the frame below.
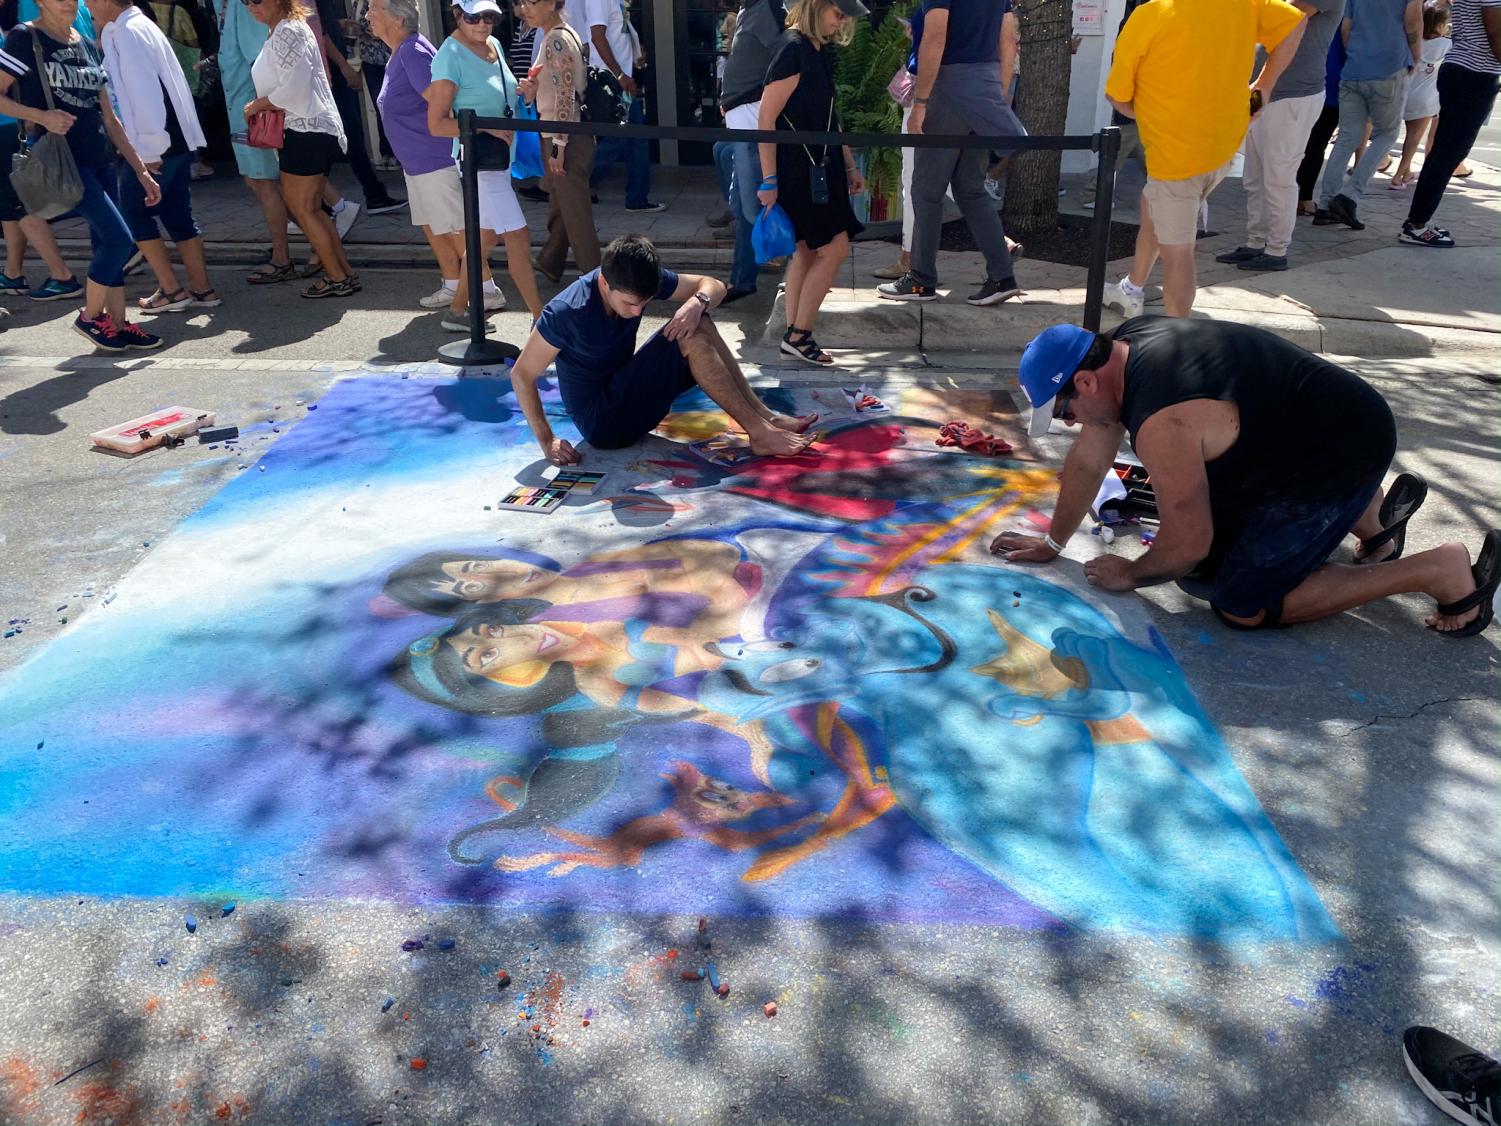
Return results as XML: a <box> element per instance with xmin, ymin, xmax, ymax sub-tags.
<box><xmin>991</xmin><ymin>420</ymin><xmax>1125</xmax><ymax>562</ymax></box>
<box><xmin>1087</xmin><ymin>404</ymin><xmax>1213</xmax><ymax>590</ymax></box>
<box><xmin>509</xmin><ymin>328</ymin><xmax>576</xmax><ymax>465</ymax></box>
<box><xmin>662</xmin><ymin>272</ymin><xmax>729</xmax><ymax>341</ymax></box>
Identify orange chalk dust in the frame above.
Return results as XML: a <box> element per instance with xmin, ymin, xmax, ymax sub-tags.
<box><xmin>409</xmin><ymin>1058</ymin><xmax>428</xmax><ymax>1071</ymax></box>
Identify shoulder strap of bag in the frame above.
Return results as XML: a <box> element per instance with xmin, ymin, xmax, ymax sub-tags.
<box><xmin>28</xmin><ymin>23</ymin><xmax>56</xmax><ymax>114</ymax></box>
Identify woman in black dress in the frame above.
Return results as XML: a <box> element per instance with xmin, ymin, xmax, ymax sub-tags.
<box><xmin>756</xmin><ymin>0</ymin><xmax>865</xmax><ymax>366</ymax></box>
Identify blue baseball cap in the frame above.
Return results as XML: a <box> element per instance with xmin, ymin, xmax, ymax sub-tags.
<box><xmin>1019</xmin><ymin>324</ymin><xmax>1094</xmax><ymax>436</ymax></box>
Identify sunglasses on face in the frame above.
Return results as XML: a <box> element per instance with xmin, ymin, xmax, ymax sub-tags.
<box><xmin>240</xmin><ymin>0</ymin><xmax>266</xmax><ymax>7</ymax></box>
<box><xmin>459</xmin><ymin>9</ymin><xmax>497</xmax><ymax>20</ymax></box>
<box><xmin>1052</xmin><ymin>377</ymin><xmax>1078</xmax><ymax>421</ymax></box>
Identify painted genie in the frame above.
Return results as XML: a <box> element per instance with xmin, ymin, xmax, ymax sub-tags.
<box><xmin>690</xmin><ymin>553</ymin><xmax>1338</xmax><ymax>941</ymax></box>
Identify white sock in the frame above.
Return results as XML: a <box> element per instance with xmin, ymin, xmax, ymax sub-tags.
<box><xmin>442</xmin><ymin>279</ymin><xmax>458</xmax><ymax>293</ymax></box>
<box><xmin>1119</xmin><ymin>276</ymin><xmax>1143</xmax><ymax>296</ymax></box>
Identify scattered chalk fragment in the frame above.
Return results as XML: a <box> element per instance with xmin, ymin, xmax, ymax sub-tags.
<box><xmin>436</xmin><ymin>938</ymin><xmax>456</xmax><ymax>951</ymax></box>
<box><xmin>401</xmin><ymin>938</ymin><xmax>425</xmax><ymax>952</ymax></box>
<box><xmin>716</xmin><ymin>983</ymin><xmax>730</xmax><ymax>998</ymax></box>
<box><xmin>409</xmin><ymin>1058</ymin><xmax>427</xmax><ymax>1071</ymax></box>
<box><xmin>155</xmin><ymin>956</ymin><xmax>170</xmax><ymax>967</ymax></box>
<box><xmin>697</xmin><ymin>917</ymin><xmax>706</xmax><ymax>933</ymax></box>
<box><xmin>705</xmin><ymin>963</ymin><xmax>720</xmax><ymax>992</ymax></box>
<box><xmin>679</xmin><ymin>969</ymin><xmax>704</xmax><ymax>982</ymax></box>
<box><xmin>581</xmin><ymin>1019</ymin><xmax>590</xmax><ymax>1028</ymax></box>
<box><xmin>184</xmin><ymin>914</ymin><xmax>197</xmax><ymax>934</ymax></box>
<box><xmin>279</xmin><ymin>976</ymin><xmax>295</xmax><ymax>987</ymax></box>
<box><xmin>764</xmin><ymin>1002</ymin><xmax>777</xmax><ymax>1018</ymax></box>
<box><xmin>220</xmin><ymin>902</ymin><xmax>235</xmax><ymax>917</ymax></box>
<box><xmin>496</xmin><ymin>971</ymin><xmax>511</xmax><ymax>990</ymax></box>
<box><xmin>381</xmin><ymin>997</ymin><xmax>395</xmax><ymax>1012</ymax></box>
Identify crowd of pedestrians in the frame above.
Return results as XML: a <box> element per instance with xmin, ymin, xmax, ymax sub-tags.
<box><xmin>0</xmin><ymin>0</ymin><xmax>1493</xmax><ymax>356</ymax></box>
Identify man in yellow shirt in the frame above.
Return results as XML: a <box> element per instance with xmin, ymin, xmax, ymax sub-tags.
<box><xmin>1101</xmin><ymin>0</ymin><xmax>1307</xmax><ymax>318</ymax></box>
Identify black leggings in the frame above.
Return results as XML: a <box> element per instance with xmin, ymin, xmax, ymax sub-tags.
<box><xmin>1296</xmin><ymin>102</ymin><xmax>1340</xmax><ymax>203</ymax></box>
<box><xmin>1408</xmin><ymin>62</ymin><xmax>1501</xmax><ymax>227</ymax></box>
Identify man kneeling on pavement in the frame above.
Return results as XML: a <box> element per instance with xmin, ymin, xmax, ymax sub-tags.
<box><xmin>991</xmin><ymin>318</ymin><xmax>1498</xmax><ymax>638</ymax></box>
<box><xmin>510</xmin><ymin>234</ymin><xmax>817</xmax><ymax>465</ymax></box>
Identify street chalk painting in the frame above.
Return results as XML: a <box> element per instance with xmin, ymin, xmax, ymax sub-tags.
<box><xmin>0</xmin><ymin>375</ymin><xmax>1338</xmax><ymax>942</ymax></box>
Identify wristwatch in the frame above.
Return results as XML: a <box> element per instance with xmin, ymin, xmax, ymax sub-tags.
<box><xmin>693</xmin><ymin>292</ymin><xmax>711</xmax><ymax>308</ymax></box>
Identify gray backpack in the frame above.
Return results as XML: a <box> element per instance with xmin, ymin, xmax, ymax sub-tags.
<box><xmin>9</xmin><ymin>26</ymin><xmax>84</xmax><ymax>221</ymax></box>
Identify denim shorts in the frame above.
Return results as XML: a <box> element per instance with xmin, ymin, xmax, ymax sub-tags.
<box><xmin>117</xmin><ymin>152</ymin><xmax>200</xmax><ymax>243</ymax></box>
<box><xmin>1208</xmin><ymin>482</ymin><xmax>1382</xmax><ymax>621</ymax></box>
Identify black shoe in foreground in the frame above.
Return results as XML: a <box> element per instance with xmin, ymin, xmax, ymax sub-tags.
<box><xmin>1328</xmin><ymin>193</ymin><xmax>1365</xmax><ymax>230</ymax></box>
<box><xmin>966</xmin><ymin>276</ymin><xmax>1022</xmax><ymax>306</ymax></box>
<box><xmin>1402</xmin><ymin>1026</ymin><xmax>1500</xmax><ymax>1125</ymax></box>
<box><xmin>1214</xmin><ymin>245</ymin><xmax>1263</xmax><ymax>263</ymax></box>
<box><xmin>1238</xmin><ymin>252</ymin><xmax>1288</xmax><ymax>271</ymax></box>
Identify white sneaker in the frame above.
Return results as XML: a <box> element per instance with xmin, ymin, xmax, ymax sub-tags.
<box><xmin>441</xmin><ymin>314</ymin><xmax>491</xmax><ymax>332</ymax></box>
<box><xmin>482</xmin><ymin>288</ymin><xmax>506</xmax><ymax>312</ymax></box>
<box><xmin>419</xmin><ymin>286</ymin><xmax>455</xmax><ymax>309</ymax></box>
<box><xmin>1103</xmin><ymin>279</ymin><xmax>1144</xmax><ymax>318</ymax></box>
<box><xmin>333</xmin><ymin>200</ymin><xmax>361</xmax><ymax>239</ymax></box>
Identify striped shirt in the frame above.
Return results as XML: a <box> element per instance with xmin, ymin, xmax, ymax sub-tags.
<box><xmin>1447</xmin><ymin>0</ymin><xmax>1501</xmax><ymax>74</ymax></box>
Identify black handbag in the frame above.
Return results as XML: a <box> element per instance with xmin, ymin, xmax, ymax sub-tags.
<box><xmin>9</xmin><ymin>27</ymin><xmax>84</xmax><ymax>221</ymax></box>
<box><xmin>469</xmin><ymin>128</ymin><xmax>511</xmax><ymax>172</ymax></box>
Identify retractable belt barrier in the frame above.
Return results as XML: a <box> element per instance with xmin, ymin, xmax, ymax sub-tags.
<box><xmin>436</xmin><ymin>110</ymin><xmax>1122</xmax><ymax>366</ymax></box>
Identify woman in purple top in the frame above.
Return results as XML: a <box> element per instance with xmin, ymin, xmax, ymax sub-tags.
<box><xmin>366</xmin><ymin>0</ymin><xmax>498</xmax><ymax>308</ymax></box>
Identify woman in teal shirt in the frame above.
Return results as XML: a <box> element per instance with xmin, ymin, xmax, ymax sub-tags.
<box><xmin>426</xmin><ymin>0</ymin><xmax>541</xmax><ymax>330</ymax></box>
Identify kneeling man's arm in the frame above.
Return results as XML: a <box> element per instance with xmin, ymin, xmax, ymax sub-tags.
<box><xmin>510</xmin><ymin>329</ymin><xmax>580</xmax><ymax>466</ymax></box>
<box><xmin>1118</xmin><ymin>409</ymin><xmax>1214</xmax><ymax>587</ymax></box>
<box><xmin>992</xmin><ymin>421</ymin><xmax>1122</xmax><ymax>562</ymax></box>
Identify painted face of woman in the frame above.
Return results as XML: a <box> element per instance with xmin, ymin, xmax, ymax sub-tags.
<box><xmin>435</xmin><ymin>559</ymin><xmax>554</xmax><ymax>603</ymax></box>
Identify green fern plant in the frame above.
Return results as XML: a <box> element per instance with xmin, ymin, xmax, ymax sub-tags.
<box><xmin>834</xmin><ymin>2</ymin><xmax>917</xmax><ymax>216</ymax></box>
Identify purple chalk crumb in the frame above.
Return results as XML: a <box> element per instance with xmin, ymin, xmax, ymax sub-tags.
<box><xmin>401</xmin><ymin>938</ymin><xmax>425</xmax><ymax>952</ymax></box>
<box><xmin>155</xmin><ymin>956</ymin><xmax>170</xmax><ymax>967</ymax></box>
<box><xmin>437</xmin><ymin>938</ymin><xmax>456</xmax><ymax>951</ymax></box>
<box><xmin>308</xmin><ymin>404</ymin><xmax>318</xmax><ymax>410</ymax></box>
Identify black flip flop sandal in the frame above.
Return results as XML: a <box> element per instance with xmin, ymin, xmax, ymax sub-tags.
<box><xmin>1433</xmin><ymin>529</ymin><xmax>1500</xmax><ymax>638</ymax></box>
<box><xmin>1360</xmin><ymin>471</ymin><xmax>1428</xmax><ymax>563</ymax></box>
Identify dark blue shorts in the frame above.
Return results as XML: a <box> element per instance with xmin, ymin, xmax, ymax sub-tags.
<box><xmin>1208</xmin><ymin>482</ymin><xmax>1382</xmax><ymax>621</ymax></box>
<box><xmin>575</xmin><ymin>329</ymin><xmax>696</xmax><ymax>449</ymax></box>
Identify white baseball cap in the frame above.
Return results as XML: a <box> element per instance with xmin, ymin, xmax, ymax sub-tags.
<box><xmin>455</xmin><ymin>0</ymin><xmax>503</xmax><ymax>16</ymax></box>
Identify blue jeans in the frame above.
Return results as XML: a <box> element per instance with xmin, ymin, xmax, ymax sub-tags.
<box><xmin>590</xmin><ymin>95</ymin><xmax>651</xmax><ymax>207</ymax></box>
<box><xmin>75</xmin><ymin>161</ymin><xmax>134</xmax><ymax>288</ymax></box>
<box><xmin>117</xmin><ymin>152</ymin><xmax>200</xmax><ymax>244</ymax></box>
<box><xmin>714</xmin><ymin>140</ymin><xmax>760</xmax><ymax>291</ymax></box>
<box><xmin>1320</xmin><ymin>73</ymin><xmax>1408</xmax><ymax>206</ymax></box>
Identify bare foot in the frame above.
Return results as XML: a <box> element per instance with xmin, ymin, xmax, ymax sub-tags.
<box><xmin>770</xmin><ymin>412</ymin><xmax>818</xmax><ymax>434</ymax></box>
<box><xmin>749</xmin><ymin>427</ymin><xmax>815</xmax><ymax>457</ymax></box>
<box><xmin>1354</xmin><ymin>537</ymin><xmax>1397</xmax><ymax>565</ymax></box>
<box><xmin>1424</xmin><ymin>542</ymin><xmax>1480</xmax><ymax>632</ymax></box>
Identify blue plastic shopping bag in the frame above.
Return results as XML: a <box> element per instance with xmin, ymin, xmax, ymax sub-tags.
<box><xmin>511</xmin><ymin>102</ymin><xmax>545</xmax><ymax>182</ymax></box>
<box><xmin>752</xmin><ymin>204</ymin><xmax>796</xmax><ymax>264</ymax></box>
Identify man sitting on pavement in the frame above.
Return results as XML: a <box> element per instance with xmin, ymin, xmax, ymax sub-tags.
<box><xmin>510</xmin><ymin>234</ymin><xmax>817</xmax><ymax>466</ymax></box>
<box><xmin>990</xmin><ymin>319</ymin><xmax>1498</xmax><ymax>637</ymax></box>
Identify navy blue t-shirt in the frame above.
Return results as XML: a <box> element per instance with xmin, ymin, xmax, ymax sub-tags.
<box><xmin>0</xmin><ymin>23</ymin><xmax>111</xmax><ymax>169</ymax></box>
<box><xmin>536</xmin><ymin>266</ymin><xmax>680</xmax><ymax>421</ymax></box>
<box><xmin>925</xmin><ymin>0</ymin><xmax>1006</xmax><ymax>67</ymax></box>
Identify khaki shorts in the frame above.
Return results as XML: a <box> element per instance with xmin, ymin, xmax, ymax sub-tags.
<box><xmin>404</xmin><ymin>165</ymin><xmax>465</xmax><ymax>235</ymax></box>
<box><xmin>1142</xmin><ymin>159</ymin><xmax>1233</xmax><ymax>245</ymax></box>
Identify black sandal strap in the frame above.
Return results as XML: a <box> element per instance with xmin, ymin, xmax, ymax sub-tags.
<box><xmin>1361</xmin><ymin>472</ymin><xmax>1427</xmax><ymax>556</ymax></box>
<box><xmin>1436</xmin><ymin>530</ymin><xmax>1500</xmax><ymax>617</ymax></box>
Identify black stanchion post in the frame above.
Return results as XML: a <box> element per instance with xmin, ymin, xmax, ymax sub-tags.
<box><xmin>438</xmin><ymin>109</ymin><xmax>520</xmax><ymax>367</ymax></box>
<box><xmin>1082</xmin><ymin>125</ymin><xmax>1121</xmax><ymax>334</ymax></box>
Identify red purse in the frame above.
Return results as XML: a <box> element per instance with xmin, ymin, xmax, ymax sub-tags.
<box><xmin>247</xmin><ymin>108</ymin><xmax>285</xmax><ymax>149</ymax></box>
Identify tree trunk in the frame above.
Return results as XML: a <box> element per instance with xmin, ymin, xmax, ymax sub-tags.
<box><xmin>1002</xmin><ymin>0</ymin><xmax>1074</xmax><ymax>236</ymax></box>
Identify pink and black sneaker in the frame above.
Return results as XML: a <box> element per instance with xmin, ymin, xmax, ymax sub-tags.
<box><xmin>114</xmin><ymin>319</ymin><xmax>163</xmax><ymax>350</ymax></box>
<box><xmin>72</xmin><ymin>312</ymin><xmax>127</xmax><ymax>353</ymax></box>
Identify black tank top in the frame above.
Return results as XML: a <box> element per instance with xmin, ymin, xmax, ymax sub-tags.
<box><xmin>1116</xmin><ymin>317</ymin><xmax>1395</xmax><ymax>522</ymax></box>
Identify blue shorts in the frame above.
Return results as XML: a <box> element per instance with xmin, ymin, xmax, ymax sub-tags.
<box><xmin>572</xmin><ymin>329</ymin><xmax>696</xmax><ymax>449</ymax></box>
<box><xmin>1207</xmin><ymin>482</ymin><xmax>1382</xmax><ymax>622</ymax></box>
